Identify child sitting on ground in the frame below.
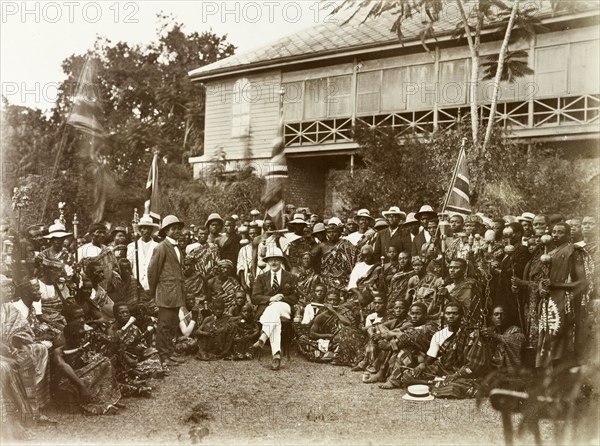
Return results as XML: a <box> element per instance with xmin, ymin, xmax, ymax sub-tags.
<box><xmin>195</xmin><ymin>298</ymin><xmax>235</xmax><ymax>361</ymax></box>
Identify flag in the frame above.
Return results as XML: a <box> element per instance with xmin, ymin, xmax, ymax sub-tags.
<box><xmin>66</xmin><ymin>56</ymin><xmax>110</xmax><ymax>223</ymax></box>
<box><xmin>261</xmin><ymin>111</ymin><xmax>287</xmax><ymax>229</ymax></box>
<box><xmin>145</xmin><ymin>151</ymin><xmax>160</xmax><ymax>221</ymax></box>
<box><xmin>67</xmin><ymin>57</ymin><xmax>105</xmax><ymax>138</ymax></box>
<box><xmin>445</xmin><ymin>145</ymin><xmax>472</xmax><ymax>216</ymax></box>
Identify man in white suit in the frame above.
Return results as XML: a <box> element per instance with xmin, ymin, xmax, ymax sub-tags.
<box><xmin>127</xmin><ymin>215</ymin><xmax>159</xmax><ymax>291</ymax></box>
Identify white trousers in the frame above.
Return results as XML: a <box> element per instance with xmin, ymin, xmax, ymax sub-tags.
<box><xmin>259</xmin><ymin>301</ymin><xmax>291</xmax><ymax>356</ymax></box>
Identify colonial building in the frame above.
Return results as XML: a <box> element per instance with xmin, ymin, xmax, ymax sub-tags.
<box><xmin>189</xmin><ymin>2</ymin><xmax>599</xmax><ymax>213</ymax></box>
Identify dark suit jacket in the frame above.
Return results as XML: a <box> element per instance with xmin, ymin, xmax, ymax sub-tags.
<box><xmin>219</xmin><ymin>233</ymin><xmax>242</xmax><ymax>265</ymax></box>
<box><xmin>251</xmin><ymin>269</ymin><xmax>298</xmax><ymax>319</ymax></box>
<box><xmin>412</xmin><ymin>230</ymin><xmax>429</xmax><ymax>257</ymax></box>
<box><xmin>147</xmin><ymin>239</ymin><xmax>185</xmax><ymax>308</ymax></box>
<box><xmin>373</xmin><ymin>227</ymin><xmax>413</xmax><ymax>260</ymax></box>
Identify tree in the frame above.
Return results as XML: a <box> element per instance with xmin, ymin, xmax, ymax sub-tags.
<box><xmin>328</xmin><ymin>0</ymin><xmax>573</xmax><ymax>154</ymax></box>
<box><xmin>328</xmin><ymin>121</ymin><xmax>594</xmax><ymax>217</ymax></box>
<box><xmin>3</xmin><ymin>14</ymin><xmax>238</xmax><ymax>229</ymax></box>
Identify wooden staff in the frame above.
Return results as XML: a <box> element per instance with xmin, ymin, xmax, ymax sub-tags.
<box><xmin>132</xmin><ymin>208</ymin><xmax>141</xmax><ymax>304</ymax></box>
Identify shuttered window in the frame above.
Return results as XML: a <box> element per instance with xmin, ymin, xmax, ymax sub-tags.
<box><xmin>231</xmin><ymin>78</ymin><xmax>251</xmax><ymax>137</ymax></box>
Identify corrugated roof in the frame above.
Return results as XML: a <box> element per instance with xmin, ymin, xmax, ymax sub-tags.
<box><xmin>189</xmin><ymin>1</ymin><xmax>599</xmax><ymax>81</ymax></box>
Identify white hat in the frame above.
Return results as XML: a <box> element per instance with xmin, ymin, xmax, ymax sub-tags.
<box><xmin>263</xmin><ymin>246</ymin><xmax>286</xmax><ymax>261</ymax></box>
<box><xmin>415</xmin><ymin>205</ymin><xmax>437</xmax><ymax>221</ymax></box>
<box><xmin>288</xmin><ymin>213</ymin><xmax>308</xmax><ymax>225</ymax></box>
<box><xmin>403</xmin><ymin>212</ymin><xmax>419</xmax><ymax>226</ymax></box>
<box><xmin>43</xmin><ymin>223</ymin><xmax>72</xmax><ymax>239</ymax></box>
<box><xmin>381</xmin><ymin>206</ymin><xmax>406</xmax><ymax>219</ymax></box>
<box><xmin>354</xmin><ymin>209</ymin><xmax>374</xmax><ymax>223</ymax></box>
<box><xmin>205</xmin><ymin>213</ymin><xmax>224</xmax><ymax>228</ymax></box>
<box><xmin>159</xmin><ymin>215</ymin><xmax>184</xmax><ymax>236</ymax></box>
<box><xmin>327</xmin><ymin>217</ymin><xmax>343</xmax><ymax>226</ymax></box>
<box><xmin>134</xmin><ymin>215</ymin><xmax>159</xmax><ymax>232</ymax></box>
<box><xmin>402</xmin><ymin>384</ymin><xmax>434</xmax><ymax>402</ymax></box>
<box><xmin>250</xmin><ymin>209</ymin><xmax>261</xmax><ymax>216</ymax></box>
<box><xmin>517</xmin><ymin>212</ymin><xmax>535</xmax><ymax>223</ymax></box>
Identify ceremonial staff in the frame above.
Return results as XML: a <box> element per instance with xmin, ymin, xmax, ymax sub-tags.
<box><xmin>72</xmin><ymin>212</ymin><xmax>80</xmax><ymax>293</ymax></box>
<box><xmin>132</xmin><ymin>208</ymin><xmax>141</xmax><ymax>304</ymax></box>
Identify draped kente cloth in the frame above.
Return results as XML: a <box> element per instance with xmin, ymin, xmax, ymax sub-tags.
<box><xmin>57</xmin><ymin>348</ymin><xmax>121</xmax><ymax>415</ymax></box>
<box><xmin>1</xmin><ymin>303</ymin><xmax>50</xmax><ymax>417</ymax></box>
<box><xmin>489</xmin><ymin>325</ymin><xmax>525</xmax><ymax>375</ymax></box>
<box><xmin>295</xmin><ymin>266</ymin><xmax>322</xmax><ymax>303</ymax></box>
<box><xmin>321</xmin><ymin>239</ymin><xmax>355</xmax><ymax>293</ymax></box>
<box><xmin>208</xmin><ymin>277</ymin><xmax>242</xmax><ymax>313</ymax></box>
<box><xmin>183</xmin><ymin>242</ymin><xmax>220</xmax><ymax>299</ymax></box>
<box><xmin>522</xmin><ymin>246</ymin><xmax>549</xmax><ymax>350</ymax></box>
<box><xmin>536</xmin><ymin>244</ymin><xmax>594</xmax><ymax>368</ymax></box>
<box><xmin>387</xmin><ymin>270</ymin><xmax>417</xmax><ymax>305</ymax></box>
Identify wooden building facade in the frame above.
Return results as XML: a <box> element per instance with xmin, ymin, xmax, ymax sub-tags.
<box><xmin>189</xmin><ymin>4</ymin><xmax>599</xmax><ymax>213</ymax></box>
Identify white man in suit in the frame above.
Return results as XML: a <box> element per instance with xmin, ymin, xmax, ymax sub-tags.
<box><xmin>148</xmin><ymin>215</ymin><xmax>186</xmax><ymax>368</ymax></box>
<box><xmin>251</xmin><ymin>247</ymin><xmax>299</xmax><ymax>370</ymax></box>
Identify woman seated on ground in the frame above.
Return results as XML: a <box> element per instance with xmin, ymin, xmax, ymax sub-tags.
<box><xmin>296</xmin><ymin>291</ymin><xmax>341</xmax><ymax>362</ymax></box>
<box><xmin>175</xmin><ymin>294</ymin><xmax>200</xmax><ymax>355</ymax></box>
<box><xmin>229</xmin><ymin>304</ymin><xmax>261</xmax><ymax>360</ymax></box>
<box><xmin>195</xmin><ymin>298</ymin><xmax>235</xmax><ymax>361</ymax></box>
<box><xmin>108</xmin><ymin>302</ymin><xmax>164</xmax><ymax>385</ymax></box>
<box><xmin>53</xmin><ymin>321</ymin><xmax>122</xmax><ymax>415</ymax></box>
<box><xmin>206</xmin><ymin>260</ymin><xmax>242</xmax><ymax>314</ymax></box>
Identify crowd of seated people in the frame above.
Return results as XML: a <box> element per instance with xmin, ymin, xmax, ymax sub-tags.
<box><xmin>0</xmin><ymin>205</ymin><xmax>597</xmax><ymax>439</ymax></box>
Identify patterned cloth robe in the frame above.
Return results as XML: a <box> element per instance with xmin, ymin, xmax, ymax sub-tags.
<box><xmin>57</xmin><ymin>346</ymin><xmax>121</xmax><ymax>415</ymax></box>
<box><xmin>536</xmin><ymin>244</ymin><xmax>594</xmax><ymax>368</ymax></box>
<box><xmin>321</xmin><ymin>239</ymin><xmax>355</xmax><ymax>293</ymax></box>
<box><xmin>1</xmin><ymin>303</ymin><xmax>50</xmax><ymax>417</ymax></box>
<box><xmin>489</xmin><ymin>325</ymin><xmax>525</xmax><ymax>375</ymax></box>
<box><xmin>183</xmin><ymin>242</ymin><xmax>220</xmax><ymax>299</ymax></box>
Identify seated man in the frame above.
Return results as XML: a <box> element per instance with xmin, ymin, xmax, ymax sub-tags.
<box><xmin>2</xmin><ymin>281</ymin><xmax>54</xmax><ymax>424</ymax></box>
<box><xmin>251</xmin><ymin>247</ymin><xmax>298</xmax><ymax>371</ymax></box>
<box><xmin>481</xmin><ymin>305</ymin><xmax>525</xmax><ymax>387</ymax></box>
<box><xmin>388</xmin><ymin>303</ymin><xmax>489</xmax><ymax>398</ymax></box>
<box><xmin>53</xmin><ymin>321</ymin><xmax>122</xmax><ymax>415</ymax></box>
<box><xmin>108</xmin><ymin>302</ymin><xmax>165</xmax><ymax>386</ymax></box>
<box><xmin>230</xmin><ymin>304</ymin><xmax>261</xmax><ymax>360</ymax></box>
<box><xmin>351</xmin><ymin>294</ymin><xmax>388</xmax><ymax>371</ymax></box>
<box><xmin>359</xmin><ymin>299</ymin><xmax>411</xmax><ymax>380</ymax></box>
<box><xmin>299</xmin><ymin>284</ymin><xmax>327</xmax><ymax>328</ymax></box>
<box><xmin>379</xmin><ymin>302</ymin><xmax>438</xmax><ymax>388</ymax></box>
<box><xmin>206</xmin><ymin>260</ymin><xmax>243</xmax><ymax>313</ymax></box>
<box><xmin>195</xmin><ymin>298</ymin><xmax>235</xmax><ymax>361</ymax></box>
<box><xmin>296</xmin><ymin>291</ymin><xmax>341</xmax><ymax>362</ymax></box>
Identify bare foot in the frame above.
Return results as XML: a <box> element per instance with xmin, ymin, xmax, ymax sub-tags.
<box><xmin>364</xmin><ymin>372</ymin><xmax>385</xmax><ymax>384</ymax></box>
<box><xmin>379</xmin><ymin>381</ymin><xmax>398</xmax><ymax>390</ymax></box>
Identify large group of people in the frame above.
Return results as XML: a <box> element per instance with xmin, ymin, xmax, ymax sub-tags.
<box><xmin>0</xmin><ymin>203</ymin><xmax>598</xmax><ymax>438</ymax></box>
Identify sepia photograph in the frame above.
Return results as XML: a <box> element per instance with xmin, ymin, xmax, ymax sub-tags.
<box><xmin>0</xmin><ymin>0</ymin><xmax>598</xmax><ymax>444</ymax></box>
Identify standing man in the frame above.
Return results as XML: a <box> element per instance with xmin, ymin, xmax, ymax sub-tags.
<box><xmin>219</xmin><ymin>217</ymin><xmax>242</xmax><ymax>264</ymax></box>
<box><xmin>374</xmin><ymin>206</ymin><xmax>411</xmax><ymax>261</ymax></box>
<box><xmin>251</xmin><ymin>247</ymin><xmax>298</xmax><ymax>370</ymax></box>
<box><xmin>148</xmin><ymin>215</ymin><xmax>186</xmax><ymax>367</ymax></box>
<box><xmin>127</xmin><ymin>215</ymin><xmax>159</xmax><ymax>293</ymax></box>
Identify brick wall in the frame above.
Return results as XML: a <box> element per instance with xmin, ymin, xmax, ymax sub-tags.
<box><xmin>286</xmin><ymin>158</ymin><xmax>327</xmax><ymax>214</ymax></box>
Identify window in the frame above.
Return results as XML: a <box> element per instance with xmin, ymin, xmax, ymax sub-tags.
<box><xmin>407</xmin><ymin>63</ymin><xmax>436</xmax><ymax>109</ymax></box>
<box><xmin>381</xmin><ymin>67</ymin><xmax>407</xmax><ymax>112</ymax></box>
<box><xmin>535</xmin><ymin>45</ymin><xmax>568</xmax><ymax>97</ymax></box>
<box><xmin>231</xmin><ymin>78</ymin><xmax>251</xmax><ymax>137</ymax></box>
<box><xmin>304</xmin><ymin>78</ymin><xmax>328</xmax><ymax>119</ymax></box>
<box><xmin>569</xmin><ymin>40</ymin><xmax>599</xmax><ymax>94</ymax></box>
<box><xmin>328</xmin><ymin>75</ymin><xmax>352</xmax><ymax>117</ymax></box>
<box><xmin>357</xmin><ymin>71</ymin><xmax>381</xmax><ymax>114</ymax></box>
<box><xmin>439</xmin><ymin>60</ymin><xmax>468</xmax><ymax>106</ymax></box>
<box><xmin>282</xmin><ymin>81</ymin><xmax>303</xmax><ymax>122</ymax></box>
